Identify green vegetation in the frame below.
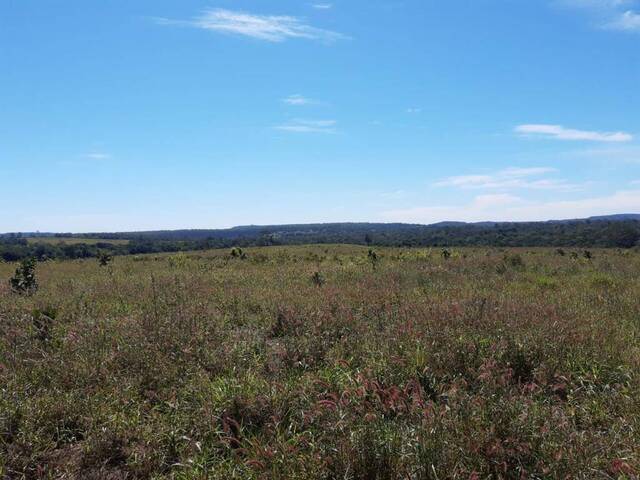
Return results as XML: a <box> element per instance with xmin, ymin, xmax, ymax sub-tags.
<box><xmin>2</xmin><ymin>219</ymin><xmax>640</xmax><ymax>263</ymax></box>
<box><xmin>9</xmin><ymin>258</ymin><xmax>38</xmax><ymax>295</ymax></box>
<box><xmin>1</xmin><ymin>246</ymin><xmax>639</xmax><ymax>478</ymax></box>
<box><xmin>25</xmin><ymin>237</ymin><xmax>131</xmax><ymax>246</ymax></box>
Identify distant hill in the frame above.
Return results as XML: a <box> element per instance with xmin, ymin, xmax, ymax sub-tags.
<box><xmin>16</xmin><ymin>214</ymin><xmax>634</xmax><ymax>241</ymax></box>
<box><xmin>586</xmin><ymin>214</ymin><xmax>640</xmax><ymax>222</ymax></box>
<box><xmin>4</xmin><ymin>214</ymin><xmax>640</xmax><ymax>240</ymax></box>
<box><xmin>2</xmin><ymin>214</ymin><xmax>639</xmax><ymax>261</ymax></box>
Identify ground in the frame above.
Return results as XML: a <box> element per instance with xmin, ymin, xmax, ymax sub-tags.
<box><xmin>1</xmin><ymin>246</ymin><xmax>639</xmax><ymax>479</ymax></box>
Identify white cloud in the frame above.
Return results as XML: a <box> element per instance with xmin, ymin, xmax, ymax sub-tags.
<box><xmin>312</xmin><ymin>4</ymin><xmax>333</xmax><ymax>9</ymax></box>
<box><xmin>433</xmin><ymin>166</ymin><xmax>584</xmax><ymax>192</ymax></box>
<box><xmin>381</xmin><ymin>190</ymin><xmax>640</xmax><ymax>224</ymax></box>
<box><xmin>406</xmin><ymin>108</ymin><xmax>422</xmax><ymax>114</ymax></box>
<box><xmin>515</xmin><ymin>124</ymin><xmax>632</xmax><ymax>142</ymax></box>
<box><xmin>283</xmin><ymin>94</ymin><xmax>316</xmax><ymax>106</ymax></box>
<box><xmin>275</xmin><ymin>119</ymin><xmax>337</xmax><ymax>133</ymax></box>
<box><xmin>84</xmin><ymin>152</ymin><xmax>111</xmax><ymax>160</ymax></box>
<box><xmin>500</xmin><ymin>167</ymin><xmax>558</xmax><ymax>177</ymax></box>
<box><xmin>606</xmin><ymin>9</ymin><xmax>640</xmax><ymax>29</ymax></box>
<box><xmin>155</xmin><ymin>8</ymin><xmax>348</xmax><ymax>43</ymax></box>
<box><xmin>559</xmin><ymin>0</ymin><xmax>640</xmax><ymax>31</ymax></box>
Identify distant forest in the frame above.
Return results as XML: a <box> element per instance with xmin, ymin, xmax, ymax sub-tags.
<box><xmin>2</xmin><ymin>219</ymin><xmax>640</xmax><ymax>262</ymax></box>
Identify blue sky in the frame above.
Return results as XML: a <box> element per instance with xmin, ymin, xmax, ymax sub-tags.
<box><xmin>1</xmin><ymin>0</ymin><xmax>639</xmax><ymax>232</ymax></box>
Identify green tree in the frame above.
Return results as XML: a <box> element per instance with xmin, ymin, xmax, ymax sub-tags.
<box><xmin>10</xmin><ymin>257</ymin><xmax>38</xmax><ymax>295</ymax></box>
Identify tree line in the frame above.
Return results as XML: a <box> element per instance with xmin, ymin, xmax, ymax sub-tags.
<box><xmin>1</xmin><ymin>220</ymin><xmax>639</xmax><ymax>262</ymax></box>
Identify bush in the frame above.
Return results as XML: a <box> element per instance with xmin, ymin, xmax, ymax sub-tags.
<box><xmin>311</xmin><ymin>271</ymin><xmax>326</xmax><ymax>287</ymax></box>
<box><xmin>32</xmin><ymin>306</ymin><xmax>57</xmax><ymax>343</ymax></box>
<box><xmin>504</xmin><ymin>253</ymin><xmax>525</xmax><ymax>269</ymax></box>
<box><xmin>97</xmin><ymin>250</ymin><xmax>113</xmax><ymax>267</ymax></box>
<box><xmin>9</xmin><ymin>257</ymin><xmax>38</xmax><ymax>295</ymax></box>
<box><xmin>368</xmin><ymin>249</ymin><xmax>379</xmax><ymax>270</ymax></box>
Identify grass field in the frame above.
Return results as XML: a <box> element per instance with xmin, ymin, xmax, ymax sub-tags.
<box><xmin>25</xmin><ymin>237</ymin><xmax>130</xmax><ymax>245</ymax></box>
<box><xmin>1</xmin><ymin>246</ymin><xmax>639</xmax><ymax>479</ymax></box>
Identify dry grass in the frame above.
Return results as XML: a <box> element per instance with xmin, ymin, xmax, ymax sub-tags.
<box><xmin>1</xmin><ymin>246</ymin><xmax>639</xmax><ymax>479</ymax></box>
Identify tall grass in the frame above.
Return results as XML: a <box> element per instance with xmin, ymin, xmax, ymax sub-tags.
<box><xmin>1</xmin><ymin>246</ymin><xmax>638</xmax><ymax>478</ymax></box>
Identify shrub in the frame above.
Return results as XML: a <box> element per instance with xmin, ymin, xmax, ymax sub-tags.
<box><xmin>32</xmin><ymin>306</ymin><xmax>57</xmax><ymax>343</ymax></box>
<box><xmin>97</xmin><ymin>250</ymin><xmax>113</xmax><ymax>267</ymax></box>
<box><xmin>504</xmin><ymin>253</ymin><xmax>525</xmax><ymax>269</ymax></box>
<box><xmin>9</xmin><ymin>257</ymin><xmax>38</xmax><ymax>295</ymax></box>
<box><xmin>496</xmin><ymin>253</ymin><xmax>525</xmax><ymax>274</ymax></box>
<box><xmin>311</xmin><ymin>271</ymin><xmax>326</xmax><ymax>287</ymax></box>
<box><xmin>368</xmin><ymin>249</ymin><xmax>379</xmax><ymax>270</ymax></box>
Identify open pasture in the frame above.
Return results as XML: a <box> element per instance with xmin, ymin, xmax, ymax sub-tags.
<box><xmin>1</xmin><ymin>246</ymin><xmax>639</xmax><ymax>479</ymax></box>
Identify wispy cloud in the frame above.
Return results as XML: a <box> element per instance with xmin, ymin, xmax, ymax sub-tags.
<box><xmin>606</xmin><ymin>9</ymin><xmax>640</xmax><ymax>29</ymax></box>
<box><xmin>275</xmin><ymin>119</ymin><xmax>337</xmax><ymax>133</ymax></box>
<box><xmin>434</xmin><ymin>167</ymin><xmax>585</xmax><ymax>192</ymax></box>
<box><xmin>312</xmin><ymin>4</ymin><xmax>333</xmax><ymax>10</ymax></box>
<box><xmin>155</xmin><ymin>8</ymin><xmax>348</xmax><ymax>43</ymax></box>
<box><xmin>406</xmin><ymin>108</ymin><xmax>422</xmax><ymax>114</ymax></box>
<box><xmin>566</xmin><ymin>146</ymin><xmax>640</xmax><ymax>163</ymax></box>
<box><xmin>559</xmin><ymin>0</ymin><xmax>640</xmax><ymax>31</ymax></box>
<box><xmin>382</xmin><ymin>189</ymin><xmax>640</xmax><ymax>223</ymax></box>
<box><xmin>515</xmin><ymin>124</ymin><xmax>633</xmax><ymax>142</ymax></box>
<box><xmin>283</xmin><ymin>94</ymin><xmax>317</xmax><ymax>106</ymax></box>
<box><xmin>83</xmin><ymin>152</ymin><xmax>111</xmax><ymax>160</ymax></box>
<box><xmin>381</xmin><ymin>190</ymin><xmax>410</xmax><ymax>200</ymax></box>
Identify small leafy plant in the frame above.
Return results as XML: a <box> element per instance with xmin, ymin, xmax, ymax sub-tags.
<box><xmin>32</xmin><ymin>306</ymin><xmax>57</xmax><ymax>343</ymax></box>
<box><xmin>311</xmin><ymin>271</ymin><xmax>326</xmax><ymax>287</ymax></box>
<box><xmin>367</xmin><ymin>249</ymin><xmax>379</xmax><ymax>270</ymax></box>
<box><xmin>10</xmin><ymin>257</ymin><xmax>38</xmax><ymax>295</ymax></box>
<box><xmin>97</xmin><ymin>251</ymin><xmax>113</xmax><ymax>267</ymax></box>
<box><xmin>230</xmin><ymin>247</ymin><xmax>247</xmax><ymax>259</ymax></box>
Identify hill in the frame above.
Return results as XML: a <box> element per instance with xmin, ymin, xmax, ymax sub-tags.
<box><xmin>1</xmin><ymin>215</ymin><xmax>639</xmax><ymax>262</ymax></box>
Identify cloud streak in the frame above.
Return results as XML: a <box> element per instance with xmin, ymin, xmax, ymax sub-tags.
<box><xmin>155</xmin><ymin>8</ymin><xmax>348</xmax><ymax>43</ymax></box>
<box><xmin>560</xmin><ymin>0</ymin><xmax>640</xmax><ymax>31</ymax></box>
<box><xmin>434</xmin><ymin>167</ymin><xmax>586</xmax><ymax>192</ymax></box>
<box><xmin>275</xmin><ymin>119</ymin><xmax>337</xmax><ymax>133</ymax></box>
<box><xmin>382</xmin><ymin>189</ymin><xmax>640</xmax><ymax>224</ymax></box>
<box><xmin>83</xmin><ymin>152</ymin><xmax>111</xmax><ymax>160</ymax></box>
<box><xmin>515</xmin><ymin>124</ymin><xmax>632</xmax><ymax>142</ymax></box>
<box><xmin>606</xmin><ymin>9</ymin><xmax>640</xmax><ymax>29</ymax></box>
<box><xmin>283</xmin><ymin>94</ymin><xmax>316</xmax><ymax>106</ymax></box>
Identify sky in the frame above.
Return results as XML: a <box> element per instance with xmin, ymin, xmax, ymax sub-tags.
<box><xmin>1</xmin><ymin>0</ymin><xmax>639</xmax><ymax>232</ymax></box>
